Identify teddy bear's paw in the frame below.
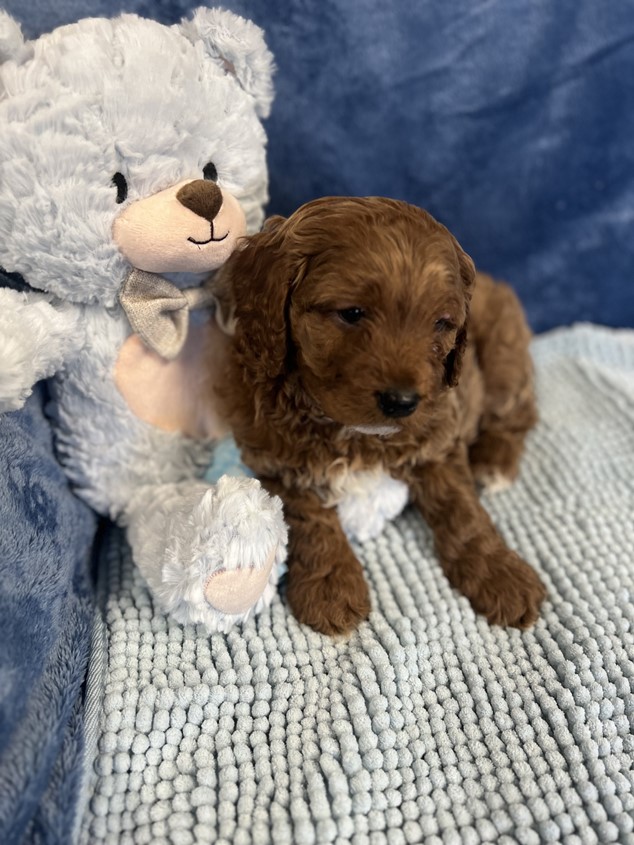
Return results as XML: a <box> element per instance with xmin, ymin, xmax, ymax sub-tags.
<box><xmin>204</xmin><ymin>558</ymin><xmax>277</xmax><ymax>618</ymax></box>
<box><xmin>159</xmin><ymin>476</ymin><xmax>288</xmax><ymax>632</ymax></box>
<box><xmin>0</xmin><ymin>290</ymin><xmax>80</xmax><ymax>412</ymax></box>
<box><xmin>337</xmin><ymin>470</ymin><xmax>409</xmax><ymax>543</ymax></box>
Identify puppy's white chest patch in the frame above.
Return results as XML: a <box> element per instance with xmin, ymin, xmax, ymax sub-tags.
<box><xmin>325</xmin><ymin>465</ymin><xmax>383</xmax><ymax>507</ymax></box>
<box><xmin>326</xmin><ymin>466</ymin><xmax>410</xmax><ymax>543</ymax></box>
<box><xmin>344</xmin><ymin>423</ymin><xmax>401</xmax><ymax>437</ymax></box>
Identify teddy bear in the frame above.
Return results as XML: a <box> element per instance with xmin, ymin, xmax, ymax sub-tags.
<box><xmin>0</xmin><ymin>8</ymin><xmax>409</xmax><ymax>633</ymax></box>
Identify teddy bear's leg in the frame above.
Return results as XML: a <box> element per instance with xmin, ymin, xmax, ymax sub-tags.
<box><xmin>122</xmin><ymin>475</ymin><xmax>287</xmax><ymax>632</ymax></box>
<box><xmin>337</xmin><ymin>470</ymin><xmax>410</xmax><ymax>543</ymax></box>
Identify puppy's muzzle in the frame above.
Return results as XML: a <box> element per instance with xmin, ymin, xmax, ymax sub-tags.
<box><xmin>376</xmin><ymin>389</ymin><xmax>420</xmax><ymax>418</ymax></box>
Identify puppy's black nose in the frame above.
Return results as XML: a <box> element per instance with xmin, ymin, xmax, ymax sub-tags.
<box><xmin>376</xmin><ymin>389</ymin><xmax>420</xmax><ymax>418</ymax></box>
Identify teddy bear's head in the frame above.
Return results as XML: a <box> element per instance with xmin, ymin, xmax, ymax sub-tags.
<box><xmin>0</xmin><ymin>8</ymin><xmax>274</xmax><ymax>307</ymax></box>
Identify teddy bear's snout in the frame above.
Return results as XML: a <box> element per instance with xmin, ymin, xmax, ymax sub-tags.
<box><xmin>112</xmin><ymin>178</ymin><xmax>247</xmax><ymax>274</ymax></box>
<box><xmin>176</xmin><ymin>180</ymin><xmax>223</xmax><ymax>223</ymax></box>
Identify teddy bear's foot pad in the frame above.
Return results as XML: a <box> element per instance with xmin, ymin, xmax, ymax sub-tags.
<box><xmin>125</xmin><ymin>476</ymin><xmax>288</xmax><ymax>632</ymax></box>
<box><xmin>205</xmin><ymin>549</ymin><xmax>277</xmax><ymax>615</ymax></box>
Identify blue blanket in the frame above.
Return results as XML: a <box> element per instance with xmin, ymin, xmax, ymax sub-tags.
<box><xmin>0</xmin><ymin>1</ymin><xmax>633</xmax><ymax>842</ymax></box>
<box><xmin>0</xmin><ymin>387</ymin><xmax>96</xmax><ymax>845</ymax></box>
<box><xmin>4</xmin><ymin>0</ymin><xmax>634</xmax><ymax>332</ymax></box>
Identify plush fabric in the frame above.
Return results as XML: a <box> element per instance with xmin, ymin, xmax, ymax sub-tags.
<box><xmin>80</xmin><ymin>325</ymin><xmax>634</xmax><ymax>845</ymax></box>
<box><xmin>0</xmin><ymin>6</ymin><xmax>292</xmax><ymax>639</ymax></box>
<box><xmin>0</xmin><ymin>386</ymin><xmax>97</xmax><ymax>845</ymax></box>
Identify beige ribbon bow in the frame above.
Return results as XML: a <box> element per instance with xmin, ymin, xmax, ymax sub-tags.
<box><xmin>118</xmin><ymin>268</ymin><xmax>217</xmax><ymax>360</ymax></box>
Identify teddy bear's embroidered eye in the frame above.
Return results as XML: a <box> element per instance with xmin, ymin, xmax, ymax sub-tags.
<box><xmin>203</xmin><ymin>162</ymin><xmax>218</xmax><ymax>182</ymax></box>
<box><xmin>112</xmin><ymin>172</ymin><xmax>128</xmax><ymax>204</ymax></box>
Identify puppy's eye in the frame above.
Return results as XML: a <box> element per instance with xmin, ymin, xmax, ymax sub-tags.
<box><xmin>112</xmin><ymin>172</ymin><xmax>128</xmax><ymax>204</ymax></box>
<box><xmin>434</xmin><ymin>316</ymin><xmax>455</xmax><ymax>332</ymax></box>
<box><xmin>337</xmin><ymin>307</ymin><xmax>366</xmax><ymax>325</ymax></box>
<box><xmin>203</xmin><ymin>162</ymin><xmax>218</xmax><ymax>182</ymax></box>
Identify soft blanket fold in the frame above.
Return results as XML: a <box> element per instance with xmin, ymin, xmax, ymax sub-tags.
<box><xmin>0</xmin><ymin>385</ymin><xmax>97</xmax><ymax>845</ymax></box>
<box><xmin>80</xmin><ymin>324</ymin><xmax>634</xmax><ymax>845</ymax></box>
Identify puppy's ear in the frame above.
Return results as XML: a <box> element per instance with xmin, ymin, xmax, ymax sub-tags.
<box><xmin>211</xmin><ymin>271</ymin><xmax>237</xmax><ymax>335</ymax></box>
<box><xmin>454</xmin><ymin>239</ymin><xmax>476</xmax><ymax>294</ymax></box>
<box><xmin>444</xmin><ymin>325</ymin><xmax>468</xmax><ymax>387</ymax></box>
<box><xmin>214</xmin><ymin>217</ymin><xmax>306</xmax><ymax>380</ymax></box>
<box><xmin>444</xmin><ymin>238</ymin><xmax>476</xmax><ymax>387</ymax></box>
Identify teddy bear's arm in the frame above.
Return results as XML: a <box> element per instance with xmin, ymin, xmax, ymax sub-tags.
<box><xmin>0</xmin><ymin>288</ymin><xmax>83</xmax><ymax>413</ymax></box>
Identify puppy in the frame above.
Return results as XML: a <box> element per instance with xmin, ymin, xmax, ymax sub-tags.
<box><xmin>213</xmin><ymin>197</ymin><xmax>546</xmax><ymax>635</ymax></box>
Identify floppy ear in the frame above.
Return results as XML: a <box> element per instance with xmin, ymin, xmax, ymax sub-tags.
<box><xmin>213</xmin><ymin>217</ymin><xmax>307</xmax><ymax>381</ymax></box>
<box><xmin>444</xmin><ymin>325</ymin><xmax>468</xmax><ymax>388</ymax></box>
<box><xmin>212</xmin><ymin>216</ymin><xmax>287</xmax><ymax>334</ymax></box>
<box><xmin>444</xmin><ymin>238</ymin><xmax>476</xmax><ymax>387</ymax></box>
<box><xmin>179</xmin><ymin>7</ymin><xmax>275</xmax><ymax>118</ymax></box>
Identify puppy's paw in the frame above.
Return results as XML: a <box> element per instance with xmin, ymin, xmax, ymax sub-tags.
<box><xmin>287</xmin><ymin>566</ymin><xmax>371</xmax><ymax>636</ymax></box>
<box><xmin>473</xmin><ymin>469</ymin><xmax>513</xmax><ymax>495</ymax></box>
<box><xmin>463</xmin><ymin>549</ymin><xmax>546</xmax><ymax>629</ymax></box>
<box><xmin>469</xmin><ymin>431</ymin><xmax>523</xmax><ymax>490</ymax></box>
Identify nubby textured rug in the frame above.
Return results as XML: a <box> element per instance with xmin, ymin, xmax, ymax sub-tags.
<box><xmin>80</xmin><ymin>325</ymin><xmax>634</xmax><ymax>845</ymax></box>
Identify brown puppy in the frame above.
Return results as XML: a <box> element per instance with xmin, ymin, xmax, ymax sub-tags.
<box><xmin>213</xmin><ymin>197</ymin><xmax>546</xmax><ymax>635</ymax></box>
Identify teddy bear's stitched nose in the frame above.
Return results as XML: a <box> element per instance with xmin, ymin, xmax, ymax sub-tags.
<box><xmin>176</xmin><ymin>180</ymin><xmax>223</xmax><ymax>222</ymax></box>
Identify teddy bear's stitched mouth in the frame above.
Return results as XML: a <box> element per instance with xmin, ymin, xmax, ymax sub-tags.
<box><xmin>187</xmin><ymin>224</ymin><xmax>229</xmax><ymax>246</ymax></box>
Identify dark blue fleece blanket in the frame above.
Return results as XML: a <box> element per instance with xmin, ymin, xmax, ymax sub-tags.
<box><xmin>1</xmin><ymin>0</ymin><xmax>633</xmax><ymax>842</ymax></box>
<box><xmin>6</xmin><ymin>0</ymin><xmax>634</xmax><ymax>332</ymax></box>
<box><xmin>0</xmin><ymin>387</ymin><xmax>96</xmax><ymax>845</ymax></box>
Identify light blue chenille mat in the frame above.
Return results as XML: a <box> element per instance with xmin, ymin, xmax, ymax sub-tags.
<box><xmin>80</xmin><ymin>324</ymin><xmax>634</xmax><ymax>845</ymax></box>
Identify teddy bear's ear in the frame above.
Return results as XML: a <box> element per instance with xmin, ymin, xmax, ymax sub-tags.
<box><xmin>0</xmin><ymin>11</ymin><xmax>31</xmax><ymax>64</ymax></box>
<box><xmin>179</xmin><ymin>7</ymin><xmax>274</xmax><ymax>119</ymax></box>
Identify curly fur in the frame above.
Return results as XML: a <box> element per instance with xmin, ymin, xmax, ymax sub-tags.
<box><xmin>213</xmin><ymin>197</ymin><xmax>546</xmax><ymax>635</ymax></box>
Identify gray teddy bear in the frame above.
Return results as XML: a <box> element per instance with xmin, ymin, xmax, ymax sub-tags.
<box><xmin>0</xmin><ymin>8</ymin><xmax>408</xmax><ymax>632</ymax></box>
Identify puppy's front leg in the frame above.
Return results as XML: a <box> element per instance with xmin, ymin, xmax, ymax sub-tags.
<box><xmin>262</xmin><ymin>479</ymin><xmax>371</xmax><ymax>636</ymax></box>
<box><xmin>409</xmin><ymin>447</ymin><xmax>545</xmax><ymax>628</ymax></box>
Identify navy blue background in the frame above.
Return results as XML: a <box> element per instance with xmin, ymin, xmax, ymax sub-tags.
<box><xmin>4</xmin><ymin>0</ymin><xmax>634</xmax><ymax>331</ymax></box>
